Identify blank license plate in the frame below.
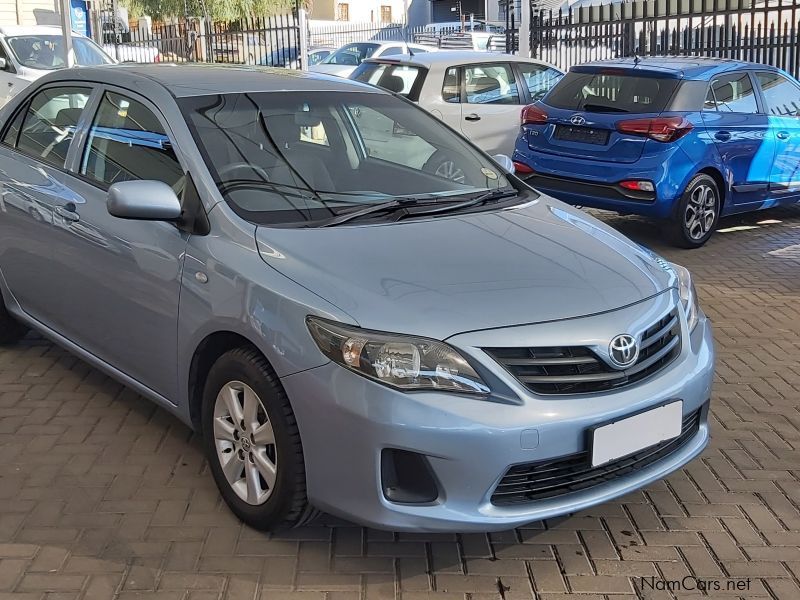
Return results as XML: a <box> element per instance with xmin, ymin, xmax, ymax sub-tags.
<box><xmin>591</xmin><ymin>401</ymin><xmax>683</xmax><ymax>467</ymax></box>
<box><xmin>554</xmin><ymin>124</ymin><xmax>609</xmax><ymax>145</ymax></box>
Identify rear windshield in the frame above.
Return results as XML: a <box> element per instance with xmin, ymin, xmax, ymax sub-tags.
<box><xmin>351</xmin><ymin>63</ymin><xmax>428</xmax><ymax>101</ymax></box>
<box><xmin>545</xmin><ymin>71</ymin><xmax>680</xmax><ymax>113</ymax></box>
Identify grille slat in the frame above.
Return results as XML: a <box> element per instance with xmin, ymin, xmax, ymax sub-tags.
<box><xmin>484</xmin><ymin>309</ymin><xmax>681</xmax><ymax>395</ymax></box>
<box><xmin>491</xmin><ymin>408</ymin><xmax>702</xmax><ymax>505</ymax></box>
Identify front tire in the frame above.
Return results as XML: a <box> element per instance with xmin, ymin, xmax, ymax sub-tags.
<box><xmin>202</xmin><ymin>347</ymin><xmax>310</xmax><ymax>531</ymax></box>
<box><xmin>666</xmin><ymin>174</ymin><xmax>720</xmax><ymax>248</ymax></box>
<box><xmin>0</xmin><ymin>291</ymin><xmax>28</xmax><ymax>345</ymax></box>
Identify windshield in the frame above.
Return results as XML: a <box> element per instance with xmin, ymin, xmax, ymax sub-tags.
<box><xmin>322</xmin><ymin>43</ymin><xmax>380</xmax><ymax>66</ymax></box>
<box><xmin>545</xmin><ymin>71</ymin><xmax>680</xmax><ymax>113</ymax></box>
<box><xmin>6</xmin><ymin>35</ymin><xmax>113</xmax><ymax>70</ymax></box>
<box><xmin>352</xmin><ymin>63</ymin><xmax>428</xmax><ymax>101</ymax></box>
<box><xmin>180</xmin><ymin>91</ymin><xmax>513</xmax><ymax>226</ymax></box>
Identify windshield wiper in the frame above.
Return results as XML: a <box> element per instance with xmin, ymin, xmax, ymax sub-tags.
<box><xmin>395</xmin><ymin>188</ymin><xmax>518</xmax><ymax>220</ymax></box>
<box><xmin>319</xmin><ymin>197</ymin><xmax>439</xmax><ymax>227</ymax></box>
<box><xmin>580</xmin><ymin>103</ymin><xmax>629</xmax><ymax>113</ymax></box>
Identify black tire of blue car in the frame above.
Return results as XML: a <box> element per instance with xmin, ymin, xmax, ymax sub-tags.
<box><xmin>202</xmin><ymin>347</ymin><xmax>315</xmax><ymax>531</ymax></box>
<box><xmin>0</xmin><ymin>293</ymin><xmax>28</xmax><ymax>345</ymax></box>
<box><xmin>667</xmin><ymin>173</ymin><xmax>721</xmax><ymax>249</ymax></box>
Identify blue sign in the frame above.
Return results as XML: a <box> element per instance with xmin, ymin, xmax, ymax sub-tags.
<box><xmin>70</xmin><ymin>0</ymin><xmax>90</xmax><ymax>37</ymax></box>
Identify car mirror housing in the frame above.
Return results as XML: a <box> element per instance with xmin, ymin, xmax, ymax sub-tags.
<box><xmin>107</xmin><ymin>180</ymin><xmax>182</xmax><ymax>221</ymax></box>
<box><xmin>0</xmin><ymin>58</ymin><xmax>7</xmax><ymax>71</ymax></box>
<box><xmin>492</xmin><ymin>154</ymin><xmax>514</xmax><ymax>174</ymax></box>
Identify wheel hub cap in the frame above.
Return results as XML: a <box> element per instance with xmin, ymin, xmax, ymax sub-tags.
<box><xmin>213</xmin><ymin>381</ymin><xmax>277</xmax><ymax>506</ymax></box>
<box><xmin>684</xmin><ymin>184</ymin><xmax>717</xmax><ymax>241</ymax></box>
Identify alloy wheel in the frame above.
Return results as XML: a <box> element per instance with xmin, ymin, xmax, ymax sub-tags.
<box><xmin>213</xmin><ymin>381</ymin><xmax>277</xmax><ymax>505</ymax></box>
<box><xmin>684</xmin><ymin>184</ymin><xmax>717</xmax><ymax>241</ymax></box>
<box><xmin>434</xmin><ymin>159</ymin><xmax>466</xmax><ymax>184</ymax></box>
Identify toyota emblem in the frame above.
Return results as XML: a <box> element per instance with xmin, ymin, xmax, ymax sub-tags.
<box><xmin>570</xmin><ymin>114</ymin><xmax>586</xmax><ymax>126</ymax></box>
<box><xmin>608</xmin><ymin>334</ymin><xmax>639</xmax><ymax>369</ymax></box>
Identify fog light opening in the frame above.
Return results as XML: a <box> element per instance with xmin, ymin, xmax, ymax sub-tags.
<box><xmin>381</xmin><ymin>449</ymin><xmax>440</xmax><ymax>504</ymax></box>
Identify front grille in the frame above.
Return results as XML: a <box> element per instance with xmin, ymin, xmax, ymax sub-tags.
<box><xmin>491</xmin><ymin>407</ymin><xmax>702</xmax><ymax>506</ymax></box>
<box><xmin>484</xmin><ymin>309</ymin><xmax>681</xmax><ymax>395</ymax></box>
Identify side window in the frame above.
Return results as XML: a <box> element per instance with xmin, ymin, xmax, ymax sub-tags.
<box><xmin>756</xmin><ymin>72</ymin><xmax>800</xmax><ymax>117</ymax></box>
<box><xmin>1</xmin><ymin>104</ymin><xmax>27</xmax><ymax>147</ymax></box>
<box><xmin>442</xmin><ymin>67</ymin><xmax>460</xmax><ymax>103</ymax></box>
<box><xmin>81</xmin><ymin>92</ymin><xmax>184</xmax><ymax>193</ymax></box>
<box><xmin>14</xmin><ymin>86</ymin><xmax>90</xmax><ymax>168</ymax></box>
<box><xmin>379</xmin><ymin>46</ymin><xmax>402</xmax><ymax>57</ymax></box>
<box><xmin>707</xmin><ymin>73</ymin><xmax>758</xmax><ymax>114</ymax></box>
<box><xmin>464</xmin><ymin>64</ymin><xmax>520</xmax><ymax>105</ymax></box>
<box><xmin>516</xmin><ymin>63</ymin><xmax>563</xmax><ymax>101</ymax></box>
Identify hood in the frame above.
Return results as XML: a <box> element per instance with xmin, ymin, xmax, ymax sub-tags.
<box><xmin>255</xmin><ymin>195</ymin><xmax>675</xmax><ymax>339</ymax></box>
<box><xmin>308</xmin><ymin>64</ymin><xmax>356</xmax><ymax>78</ymax></box>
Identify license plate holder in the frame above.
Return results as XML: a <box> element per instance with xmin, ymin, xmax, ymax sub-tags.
<box><xmin>590</xmin><ymin>401</ymin><xmax>683</xmax><ymax>468</ymax></box>
<box><xmin>554</xmin><ymin>124</ymin><xmax>610</xmax><ymax>145</ymax></box>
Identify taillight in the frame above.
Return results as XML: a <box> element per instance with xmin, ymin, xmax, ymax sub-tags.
<box><xmin>513</xmin><ymin>161</ymin><xmax>534</xmax><ymax>174</ymax></box>
<box><xmin>619</xmin><ymin>180</ymin><xmax>655</xmax><ymax>192</ymax></box>
<box><xmin>521</xmin><ymin>104</ymin><xmax>548</xmax><ymax>125</ymax></box>
<box><xmin>616</xmin><ymin>116</ymin><xmax>693</xmax><ymax>142</ymax></box>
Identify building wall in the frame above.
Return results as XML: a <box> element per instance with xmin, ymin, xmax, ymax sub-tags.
<box><xmin>0</xmin><ymin>0</ymin><xmax>61</xmax><ymax>27</ymax></box>
<box><xmin>313</xmin><ymin>0</ymin><xmax>409</xmax><ymax>23</ymax></box>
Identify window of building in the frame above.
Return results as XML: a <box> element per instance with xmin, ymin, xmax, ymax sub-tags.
<box><xmin>381</xmin><ymin>5</ymin><xmax>392</xmax><ymax>23</ymax></box>
<box><xmin>336</xmin><ymin>3</ymin><xmax>349</xmax><ymax>21</ymax></box>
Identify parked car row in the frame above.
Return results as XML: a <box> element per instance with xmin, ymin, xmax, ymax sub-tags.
<box><xmin>0</xmin><ymin>62</ymin><xmax>714</xmax><ymax>533</ymax></box>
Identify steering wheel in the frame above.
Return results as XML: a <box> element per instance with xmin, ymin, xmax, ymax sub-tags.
<box><xmin>218</xmin><ymin>162</ymin><xmax>271</xmax><ymax>182</ymax></box>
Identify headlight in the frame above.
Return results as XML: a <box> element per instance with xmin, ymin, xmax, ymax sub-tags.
<box><xmin>306</xmin><ymin>317</ymin><xmax>489</xmax><ymax>395</ymax></box>
<box><xmin>671</xmin><ymin>263</ymin><xmax>700</xmax><ymax>331</ymax></box>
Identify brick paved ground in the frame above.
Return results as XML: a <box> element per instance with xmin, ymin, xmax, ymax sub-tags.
<box><xmin>1</xmin><ymin>206</ymin><xmax>799</xmax><ymax>600</ymax></box>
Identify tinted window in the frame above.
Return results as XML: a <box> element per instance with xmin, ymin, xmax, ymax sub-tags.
<box><xmin>517</xmin><ymin>63</ymin><xmax>563</xmax><ymax>101</ymax></box>
<box><xmin>442</xmin><ymin>67</ymin><xmax>460</xmax><ymax>103</ymax></box>
<box><xmin>15</xmin><ymin>86</ymin><xmax>90</xmax><ymax>168</ymax></box>
<box><xmin>81</xmin><ymin>92</ymin><xmax>184</xmax><ymax>192</ymax></box>
<box><xmin>464</xmin><ymin>64</ymin><xmax>519</xmax><ymax>105</ymax></box>
<box><xmin>379</xmin><ymin>46</ymin><xmax>403</xmax><ymax>56</ymax></box>
<box><xmin>352</xmin><ymin>63</ymin><xmax>427</xmax><ymax>101</ymax></box>
<box><xmin>706</xmin><ymin>73</ymin><xmax>758</xmax><ymax>114</ymax></box>
<box><xmin>757</xmin><ymin>72</ymin><xmax>800</xmax><ymax>116</ymax></box>
<box><xmin>545</xmin><ymin>72</ymin><xmax>679</xmax><ymax>113</ymax></box>
<box><xmin>180</xmin><ymin>92</ymin><xmax>511</xmax><ymax>226</ymax></box>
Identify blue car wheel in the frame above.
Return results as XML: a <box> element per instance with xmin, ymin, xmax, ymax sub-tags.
<box><xmin>668</xmin><ymin>173</ymin><xmax>721</xmax><ymax>248</ymax></box>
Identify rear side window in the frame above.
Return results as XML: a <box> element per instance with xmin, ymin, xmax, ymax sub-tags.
<box><xmin>705</xmin><ymin>73</ymin><xmax>758</xmax><ymax>114</ymax></box>
<box><xmin>81</xmin><ymin>92</ymin><xmax>184</xmax><ymax>193</ymax></box>
<box><xmin>442</xmin><ymin>67</ymin><xmax>460</xmax><ymax>103</ymax></box>
<box><xmin>756</xmin><ymin>72</ymin><xmax>800</xmax><ymax>116</ymax></box>
<box><xmin>352</xmin><ymin>63</ymin><xmax>428</xmax><ymax>101</ymax></box>
<box><xmin>13</xmin><ymin>86</ymin><xmax>90</xmax><ymax>168</ymax></box>
<box><xmin>517</xmin><ymin>63</ymin><xmax>563</xmax><ymax>101</ymax></box>
<box><xmin>545</xmin><ymin>72</ymin><xmax>678</xmax><ymax>113</ymax></box>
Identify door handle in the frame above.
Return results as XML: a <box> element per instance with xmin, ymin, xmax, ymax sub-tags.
<box><xmin>714</xmin><ymin>131</ymin><xmax>731</xmax><ymax>141</ymax></box>
<box><xmin>55</xmin><ymin>205</ymin><xmax>80</xmax><ymax>223</ymax></box>
<box><xmin>777</xmin><ymin>131</ymin><xmax>790</xmax><ymax>140</ymax></box>
<box><xmin>464</xmin><ymin>113</ymin><xmax>481</xmax><ymax>122</ymax></box>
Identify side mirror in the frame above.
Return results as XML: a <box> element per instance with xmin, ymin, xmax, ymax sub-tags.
<box><xmin>0</xmin><ymin>58</ymin><xmax>7</xmax><ymax>71</ymax></box>
<box><xmin>107</xmin><ymin>180</ymin><xmax>182</xmax><ymax>221</ymax></box>
<box><xmin>492</xmin><ymin>154</ymin><xmax>515</xmax><ymax>174</ymax></box>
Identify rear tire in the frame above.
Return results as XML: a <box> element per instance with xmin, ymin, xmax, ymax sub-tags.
<box><xmin>0</xmin><ymin>291</ymin><xmax>28</xmax><ymax>345</ymax></box>
<box><xmin>666</xmin><ymin>174</ymin><xmax>720</xmax><ymax>248</ymax></box>
<box><xmin>201</xmin><ymin>347</ymin><xmax>312</xmax><ymax>531</ymax></box>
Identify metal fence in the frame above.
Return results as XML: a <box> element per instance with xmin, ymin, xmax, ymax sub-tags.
<box><xmin>530</xmin><ymin>0</ymin><xmax>800</xmax><ymax>79</ymax></box>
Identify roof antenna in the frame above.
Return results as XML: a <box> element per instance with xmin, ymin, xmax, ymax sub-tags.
<box><xmin>402</xmin><ymin>0</ymin><xmax>414</xmax><ymax>56</ymax></box>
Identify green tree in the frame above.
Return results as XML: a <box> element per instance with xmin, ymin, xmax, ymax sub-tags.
<box><xmin>123</xmin><ymin>0</ymin><xmax>301</xmax><ymax>21</ymax></box>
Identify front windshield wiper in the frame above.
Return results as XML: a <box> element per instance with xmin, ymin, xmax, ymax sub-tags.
<box><xmin>395</xmin><ymin>188</ymin><xmax>518</xmax><ymax>220</ymax></box>
<box><xmin>319</xmin><ymin>197</ymin><xmax>441</xmax><ymax>227</ymax></box>
<box><xmin>580</xmin><ymin>103</ymin><xmax>630</xmax><ymax>113</ymax></box>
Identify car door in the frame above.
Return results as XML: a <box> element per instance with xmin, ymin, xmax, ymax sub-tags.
<box><xmin>701</xmin><ymin>71</ymin><xmax>774</xmax><ymax>208</ymax></box>
<box><xmin>0</xmin><ymin>84</ymin><xmax>93</xmax><ymax>327</ymax></box>
<box><xmin>755</xmin><ymin>71</ymin><xmax>800</xmax><ymax>201</ymax></box>
<box><xmin>46</xmin><ymin>88</ymin><xmax>190</xmax><ymax>400</ymax></box>
<box><xmin>459</xmin><ymin>62</ymin><xmax>523</xmax><ymax>155</ymax></box>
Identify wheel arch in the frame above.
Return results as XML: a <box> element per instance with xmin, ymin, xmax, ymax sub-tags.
<box><xmin>697</xmin><ymin>166</ymin><xmax>727</xmax><ymax>210</ymax></box>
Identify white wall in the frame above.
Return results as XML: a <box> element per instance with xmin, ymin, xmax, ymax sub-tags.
<box><xmin>0</xmin><ymin>0</ymin><xmax>61</xmax><ymax>27</ymax></box>
<box><xmin>335</xmin><ymin>0</ymin><xmax>408</xmax><ymax>23</ymax></box>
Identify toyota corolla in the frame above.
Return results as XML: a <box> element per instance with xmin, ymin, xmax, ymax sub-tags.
<box><xmin>0</xmin><ymin>64</ymin><xmax>714</xmax><ymax>532</ymax></box>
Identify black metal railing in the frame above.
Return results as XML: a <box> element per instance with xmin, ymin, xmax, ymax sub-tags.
<box><xmin>530</xmin><ymin>0</ymin><xmax>800</xmax><ymax>79</ymax></box>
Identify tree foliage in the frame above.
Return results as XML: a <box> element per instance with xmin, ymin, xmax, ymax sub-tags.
<box><xmin>123</xmin><ymin>0</ymin><xmax>306</xmax><ymax>21</ymax></box>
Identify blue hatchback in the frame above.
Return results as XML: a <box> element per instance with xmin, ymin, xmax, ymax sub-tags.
<box><xmin>513</xmin><ymin>57</ymin><xmax>800</xmax><ymax>247</ymax></box>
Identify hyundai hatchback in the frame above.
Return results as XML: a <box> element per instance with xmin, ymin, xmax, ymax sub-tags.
<box><xmin>513</xmin><ymin>58</ymin><xmax>800</xmax><ymax>247</ymax></box>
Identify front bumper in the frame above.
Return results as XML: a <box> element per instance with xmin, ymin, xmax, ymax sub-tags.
<box><xmin>281</xmin><ymin>293</ymin><xmax>714</xmax><ymax>532</ymax></box>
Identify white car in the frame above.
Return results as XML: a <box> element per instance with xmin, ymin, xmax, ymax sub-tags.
<box><xmin>0</xmin><ymin>26</ymin><xmax>114</xmax><ymax>107</ymax></box>
<box><xmin>350</xmin><ymin>51</ymin><xmax>563</xmax><ymax>157</ymax></box>
<box><xmin>309</xmin><ymin>41</ymin><xmax>433</xmax><ymax>78</ymax></box>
